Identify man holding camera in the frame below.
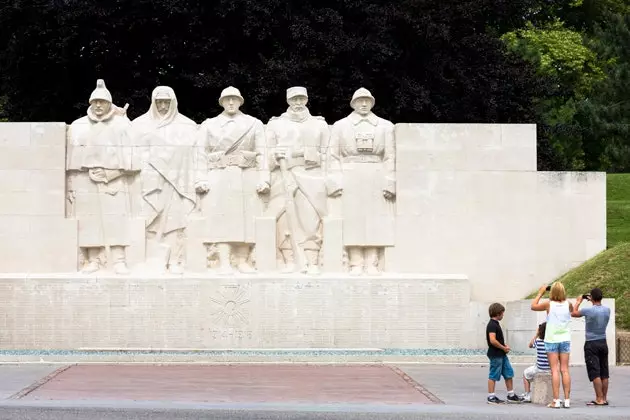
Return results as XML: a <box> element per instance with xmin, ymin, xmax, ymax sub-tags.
<box><xmin>571</xmin><ymin>288</ymin><xmax>611</xmax><ymax>406</ymax></box>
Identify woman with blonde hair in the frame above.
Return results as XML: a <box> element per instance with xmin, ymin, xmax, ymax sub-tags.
<box><xmin>531</xmin><ymin>281</ymin><xmax>573</xmax><ymax>408</ymax></box>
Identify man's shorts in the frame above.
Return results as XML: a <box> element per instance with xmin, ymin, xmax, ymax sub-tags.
<box><xmin>584</xmin><ymin>339</ymin><xmax>609</xmax><ymax>381</ymax></box>
<box><xmin>488</xmin><ymin>355</ymin><xmax>514</xmax><ymax>381</ymax></box>
<box><xmin>523</xmin><ymin>365</ymin><xmax>550</xmax><ymax>380</ymax></box>
<box><xmin>544</xmin><ymin>341</ymin><xmax>571</xmax><ymax>354</ymax></box>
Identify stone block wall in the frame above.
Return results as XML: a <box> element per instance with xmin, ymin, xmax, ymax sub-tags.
<box><xmin>387</xmin><ymin>124</ymin><xmax>606</xmax><ymax>301</ymax></box>
<box><xmin>0</xmin><ymin>122</ymin><xmax>606</xmax><ymax>303</ymax></box>
<box><xmin>0</xmin><ymin>123</ymin><xmax>77</xmax><ymax>272</ymax></box>
<box><xmin>0</xmin><ymin>274</ymin><xmax>470</xmax><ymax>350</ymax></box>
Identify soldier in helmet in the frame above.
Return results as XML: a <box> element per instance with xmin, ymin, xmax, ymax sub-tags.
<box><xmin>132</xmin><ymin>86</ymin><xmax>198</xmax><ymax>274</ymax></box>
<box><xmin>66</xmin><ymin>79</ymin><xmax>138</xmax><ymax>274</ymax></box>
<box><xmin>195</xmin><ymin>87</ymin><xmax>268</xmax><ymax>274</ymax></box>
<box><xmin>328</xmin><ymin>88</ymin><xmax>396</xmax><ymax>275</ymax></box>
<box><xmin>265</xmin><ymin>87</ymin><xmax>332</xmax><ymax>275</ymax></box>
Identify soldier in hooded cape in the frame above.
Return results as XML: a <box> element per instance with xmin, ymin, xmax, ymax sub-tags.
<box><xmin>328</xmin><ymin>88</ymin><xmax>396</xmax><ymax>276</ymax></box>
<box><xmin>265</xmin><ymin>87</ymin><xmax>332</xmax><ymax>275</ymax></box>
<box><xmin>195</xmin><ymin>87</ymin><xmax>268</xmax><ymax>274</ymax></box>
<box><xmin>66</xmin><ymin>79</ymin><xmax>138</xmax><ymax>274</ymax></box>
<box><xmin>131</xmin><ymin>86</ymin><xmax>198</xmax><ymax>274</ymax></box>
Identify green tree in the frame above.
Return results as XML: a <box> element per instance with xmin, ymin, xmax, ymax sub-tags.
<box><xmin>578</xmin><ymin>11</ymin><xmax>630</xmax><ymax>172</ymax></box>
<box><xmin>0</xmin><ymin>0</ymin><xmax>550</xmax><ymax>125</ymax></box>
<box><xmin>502</xmin><ymin>18</ymin><xmax>607</xmax><ymax>170</ymax></box>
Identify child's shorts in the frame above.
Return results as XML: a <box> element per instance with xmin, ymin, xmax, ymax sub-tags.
<box><xmin>488</xmin><ymin>355</ymin><xmax>514</xmax><ymax>381</ymax></box>
<box><xmin>523</xmin><ymin>365</ymin><xmax>549</xmax><ymax>380</ymax></box>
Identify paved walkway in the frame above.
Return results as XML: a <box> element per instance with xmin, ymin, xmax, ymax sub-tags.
<box><xmin>0</xmin><ymin>363</ymin><xmax>628</xmax><ymax>419</ymax></box>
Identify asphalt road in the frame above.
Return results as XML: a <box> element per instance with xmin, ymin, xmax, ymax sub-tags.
<box><xmin>0</xmin><ymin>405</ymin><xmax>628</xmax><ymax>420</ymax></box>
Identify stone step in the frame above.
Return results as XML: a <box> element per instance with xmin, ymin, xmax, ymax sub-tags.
<box><xmin>0</xmin><ymin>349</ymin><xmax>547</xmax><ymax>364</ymax></box>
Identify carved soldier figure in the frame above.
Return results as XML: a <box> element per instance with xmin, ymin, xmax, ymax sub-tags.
<box><xmin>195</xmin><ymin>87</ymin><xmax>268</xmax><ymax>274</ymax></box>
<box><xmin>265</xmin><ymin>87</ymin><xmax>331</xmax><ymax>275</ymax></box>
<box><xmin>131</xmin><ymin>86</ymin><xmax>198</xmax><ymax>274</ymax></box>
<box><xmin>66</xmin><ymin>79</ymin><xmax>137</xmax><ymax>274</ymax></box>
<box><xmin>329</xmin><ymin>88</ymin><xmax>396</xmax><ymax>275</ymax></box>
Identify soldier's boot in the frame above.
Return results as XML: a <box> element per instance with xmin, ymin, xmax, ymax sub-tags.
<box><xmin>280</xmin><ymin>249</ymin><xmax>296</xmax><ymax>273</ymax></box>
<box><xmin>111</xmin><ymin>246</ymin><xmax>130</xmax><ymax>275</ymax></box>
<box><xmin>217</xmin><ymin>243</ymin><xmax>234</xmax><ymax>275</ymax></box>
<box><xmin>348</xmin><ymin>247</ymin><xmax>364</xmax><ymax>276</ymax></box>
<box><xmin>305</xmin><ymin>250</ymin><xmax>320</xmax><ymax>275</ymax></box>
<box><xmin>235</xmin><ymin>244</ymin><xmax>256</xmax><ymax>274</ymax></box>
<box><xmin>365</xmin><ymin>247</ymin><xmax>381</xmax><ymax>276</ymax></box>
<box><xmin>81</xmin><ymin>247</ymin><xmax>101</xmax><ymax>274</ymax></box>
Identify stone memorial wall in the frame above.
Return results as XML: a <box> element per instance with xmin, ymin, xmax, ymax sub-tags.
<box><xmin>0</xmin><ymin>80</ymin><xmax>609</xmax><ymax>353</ymax></box>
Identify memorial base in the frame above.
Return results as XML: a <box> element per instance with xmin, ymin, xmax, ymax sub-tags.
<box><xmin>0</xmin><ymin>273</ymin><xmax>471</xmax><ymax>351</ymax></box>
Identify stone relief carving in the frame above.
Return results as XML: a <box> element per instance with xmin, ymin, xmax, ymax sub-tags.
<box><xmin>63</xmin><ymin>82</ymin><xmax>397</xmax><ymax>275</ymax></box>
<box><xmin>131</xmin><ymin>86</ymin><xmax>198</xmax><ymax>274</ymax></box>
<box><xmin>329</xmin><ymin>88</ymin><xmax>396</xmax><ymax>275</ymax></box>
<box><xmin>66</xmin><ymin>79</ymin><xmax>138</xmax><ymax>274</ymax></box>
<box><xmin>264</xmin><ymin>87</ymin><xmax>332</xmax><ymax>275</ymax></box>
<box><xmin>195</xmin><ymin>87</ymin><xmax>268</xmax><ymax>274</ymax></box>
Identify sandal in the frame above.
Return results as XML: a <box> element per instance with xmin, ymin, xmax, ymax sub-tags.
<box><xmin>586</xmin><ymin>401</ymin><xmax>606</xmax><ymax>406</ymax></box>
<box><xmin>547</xmin><ymin>399</ymin><xmax>562</xmax><ymax>409</ymax></box>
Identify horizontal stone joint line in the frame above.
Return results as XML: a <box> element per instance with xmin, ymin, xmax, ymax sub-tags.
<box><xmin>7</xmin><ymin>364</ymin><xmax>74</xmax><ymax>400</ymax></box>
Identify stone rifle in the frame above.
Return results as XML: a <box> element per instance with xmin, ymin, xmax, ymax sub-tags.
<box><xmin>277</xmin><ymin>153</ymin><xmax>307</xmax><ymax>272</ymax></box>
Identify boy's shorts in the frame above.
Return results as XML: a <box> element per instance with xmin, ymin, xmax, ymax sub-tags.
<box><xmin>488</xmin><ymin>355</ymin><xmax>514</xmax><ymax>381</ymax></box>
<box><xmin>523</xmin><ymin>365</ymin><xmax>550</xmax><ymax>380</ymax></box>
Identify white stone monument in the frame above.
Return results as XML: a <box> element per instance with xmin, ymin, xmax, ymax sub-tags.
<box><xmin>0</xmin><ymin>81</ymin><xmax>611</xmax><ymax>356</ymax></box>
<box><xmin>131</xmin><ymin>86</ymin><xmax>198</xmax><ymax>274</ymax></box>
<box><xmin>263</xmin><ymin>86</ymin><xmax>331</xmax><ymax>275</ymax></box>
<box><xmin>66</xmin><ymin>79</ymin><xmax>139</xmax><ymax>274</ymax></box>
<box><xmin>191</xmin><ymin>86</ymin><xmax>268</xmax><ymax>274</ymax></box>
<box><xmin>328</xmin><ymin>88</ymin><xmax>396</xmax><ymax>275</ymax></box>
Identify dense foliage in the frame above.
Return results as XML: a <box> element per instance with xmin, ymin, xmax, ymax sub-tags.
<box><xmin>0</xmin><ymin>0</ymin><xmax>628</xmax><ymax>171</ymax></box>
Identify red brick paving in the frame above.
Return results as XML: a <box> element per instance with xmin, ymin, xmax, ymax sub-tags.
<box><xmin>22</xmin><ymin>365</ymin><xmax>436</xmax><ymax>404</ymax></box>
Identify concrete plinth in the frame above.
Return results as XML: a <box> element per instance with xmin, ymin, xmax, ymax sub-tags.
<box><xmin>0</xmin><ymin>273</ymin><xmax>469</xmax><ymax>350</ymax></box>
<box><xmin>531</xmin><ymin>372</ymin><xmax>553</xmax><ymax>405</ymax></box>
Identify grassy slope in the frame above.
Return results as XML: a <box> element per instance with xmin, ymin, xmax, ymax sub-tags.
<box><xmin>607</xmin><ymin>174</ymin><xmax>630</xmax><ymax>248</ymax></box>
<box><xmin>526</xmin><ymin>174</ymin><xmax>630</xmax><ymax>330</ymax></box>
<box><xmin>552</xmin><ymin>243</ymin><xmax>630</xmax><ymax>330</ymax></box>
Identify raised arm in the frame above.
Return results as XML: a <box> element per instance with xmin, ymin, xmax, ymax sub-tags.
<box><xmin>531</xmin><ymin>283</ymin><xmax>550</xmax><ymax>312</ymax></box>
<box><xmin>528</xmin><ymin>333</ymin><xmax>537</xmax><ymax>349</ymax></box>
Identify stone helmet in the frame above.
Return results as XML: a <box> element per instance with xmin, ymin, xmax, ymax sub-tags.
<box><xmin>219</xmin><ymin>86</ymin><xmax>244</xmax><ymax>106</ymax></box>
<box><xmin>351</xmin><ymin>87</ymin><xmax>375</xmax><ymax>106</ymax></box>
<box><xmin>89</xmin><ymin>79</ymin><xmax>113</xmax><ymax>104</ymax></box>
<box><xmin>286</xmin><ymin>86</ymin><xmax>308</xmax><ymax>100</ymax></box>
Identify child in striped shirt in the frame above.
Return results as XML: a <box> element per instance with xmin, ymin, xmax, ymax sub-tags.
<box><xmin>521</xmin><ymin>322</ymin><xmax>550</xmax><ymax>402</ymax></box>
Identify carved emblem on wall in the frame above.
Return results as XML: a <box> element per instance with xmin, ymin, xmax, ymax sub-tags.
<box><xmin>209</xmin><ymin>284</ymin><xmax>251</xmax><ymax>328</ymax></box>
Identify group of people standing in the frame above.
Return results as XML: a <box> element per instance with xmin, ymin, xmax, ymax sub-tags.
<box><xmin>485</xmin><ymin>282</ymin><xmax>611</xmax><ymax>408</ymax></box>
<box><xmin>66</xmin><ymin>80</ymin><xmax>396</xmax><ymax>275</ymax></box>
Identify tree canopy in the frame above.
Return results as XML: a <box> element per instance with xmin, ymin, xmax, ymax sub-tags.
<box><xmin>1</xmin><ymin>0</ymin><xmax>628</xmax><ymax>172</ymax></box>
<box><xmin>0</xmin><ymin>0</ymin><xmax>552</xmax><ymax>124</ymax></box>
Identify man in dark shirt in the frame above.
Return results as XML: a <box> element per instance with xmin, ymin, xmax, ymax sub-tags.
<box><xmin>485</xmin><ymin>302</ymin><xmax>523</xmax><ymax>404</ymax></box>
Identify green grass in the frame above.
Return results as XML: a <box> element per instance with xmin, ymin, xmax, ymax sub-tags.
<box><xmin>526</xmin><ymin>244</ymin><xmax>630</xmax><ymax>330</ymax></box>
<box><xmin>526</xmin><ymin>174</ymin><xmax>630</xmax><ymax>330</ymax></box>
<box><xmin>607</xmin><ymin>174</ymin><xmax>630</xmax><ymax>248</ymax></box>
